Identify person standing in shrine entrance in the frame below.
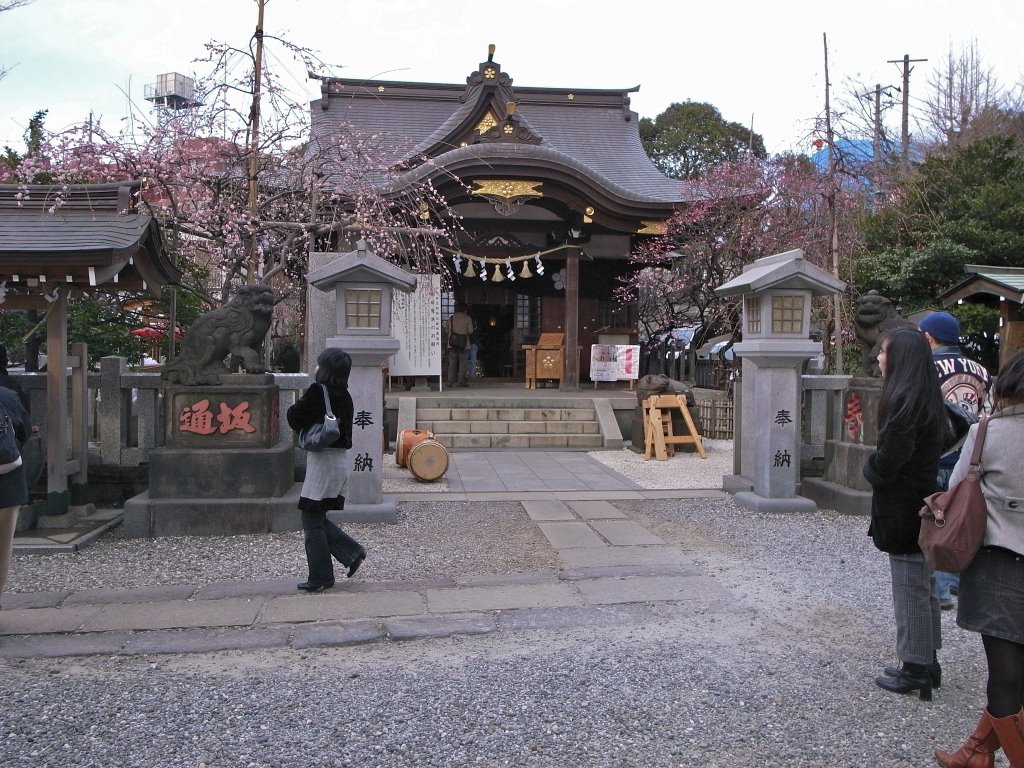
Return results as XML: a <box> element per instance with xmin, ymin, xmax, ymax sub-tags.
<box><xmin>445</xmin><ymin>302</ymin><xmax>475</xmax><ymax>388</ymax></box>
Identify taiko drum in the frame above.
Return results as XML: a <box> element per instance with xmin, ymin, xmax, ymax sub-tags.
<box><xmin>406</xmin><ymin>438</ymin><xmax>449</xmax><ymax>482</ymax></box>
<box><xmin>396</xmin><ymin>428</ymin><xmax>433</xmax><ymax>468</ymax></box>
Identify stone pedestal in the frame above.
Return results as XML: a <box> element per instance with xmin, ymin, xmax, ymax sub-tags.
<box><xmin>124</xmin><ymin>374</ymin><xmax>299</xmax><ymax>537</ymax></box>
<box><xmin>325</xmin><ymin>336</ymin><xmax>399</xmax><ymax>523</ymax></box>
<box><xmin>802</xmin><ymin>377</ymin><xmax>879</xmax><ymax>516</ymax></box>
<box><xmin>729</xmin><ymin>346</ymin><xmax>818</xmax><ymax>514</ymax></box>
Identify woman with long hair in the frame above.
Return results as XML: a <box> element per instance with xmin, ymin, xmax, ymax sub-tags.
<box><xmin>934</xmin><ymin>349</ymin><xmax>1024</xmax><ymax>768</ymax></box>
<box><xmin>286</xmin><ymin>347</ymin><xmax>366</xmax><ymax>592</ymax></box>
<box><xmin>864</xmin><ymin>328</ymin><xmax>950</xmax><ymax>701</ymax></box>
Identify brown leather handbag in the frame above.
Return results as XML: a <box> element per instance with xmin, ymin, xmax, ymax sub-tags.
<box><xmin>919</xmin><ymin>417</ymin><xmax>989</xmax><ymax>573</ymax></box>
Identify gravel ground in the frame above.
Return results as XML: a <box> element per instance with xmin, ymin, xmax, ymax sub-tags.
<box><xmin>1</xmin><ymin>446</ymin><xmax>1003</xmax><ymax>768</ymax></box>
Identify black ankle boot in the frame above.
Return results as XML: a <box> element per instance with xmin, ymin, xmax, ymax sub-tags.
<box><xmin>883</xmin><ymin>659</ymin><xmax>941</xmax><ymax>688</ymax></box>
<box><xmin>876</xmin><ymin>663</ymin><xmax>933</xmax><ymax>701</ymax></box>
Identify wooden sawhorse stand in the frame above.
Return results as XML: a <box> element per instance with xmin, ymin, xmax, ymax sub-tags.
<box><xmin>642</xmin><ymin>394</ymin><xmax>707</xmax><ymax>460</ymax></box>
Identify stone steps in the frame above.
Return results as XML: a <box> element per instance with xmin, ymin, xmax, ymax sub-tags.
<box><xmin>397</xmin><ymin>397</ymin><xmax>618</xmax><ymax>451</ymax></box>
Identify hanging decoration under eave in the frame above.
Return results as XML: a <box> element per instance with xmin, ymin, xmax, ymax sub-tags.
<box><xmin>446</xmin><ymin>240</ymin><xmax>585</xmax><ymax>282</ymax></box>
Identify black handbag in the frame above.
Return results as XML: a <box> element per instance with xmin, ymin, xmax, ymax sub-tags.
<box><xmin>297</xmin><ymin>384</ymin><xmax>341</xmax><ymax>451</ymax></box>
<box><xmin>0</xmin><ymin>406</ymin><xmax>22</xmax><ymax>474</ymax></box>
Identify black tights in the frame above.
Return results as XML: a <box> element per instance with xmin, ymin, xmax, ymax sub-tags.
<box><xmin>983</xmin><ymin>633</ymin><xmax>1024</xmax><ymax>718</ymax></box>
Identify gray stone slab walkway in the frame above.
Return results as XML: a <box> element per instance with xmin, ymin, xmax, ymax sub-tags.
<box><xmin>3</xmin><ymin>444</ymin><xmax>741</xmax><ymax>658</ymax></box>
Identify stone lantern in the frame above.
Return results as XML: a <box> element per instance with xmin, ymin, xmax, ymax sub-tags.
<box><xmin>716</xmin><ymin>249</ymin><xmax>846</xmax><ymax>513</ymax></box>
<box><xmin>306</xmin><ymin>241</ymin><xmax>417</xmax><ymax>521</ymax></box>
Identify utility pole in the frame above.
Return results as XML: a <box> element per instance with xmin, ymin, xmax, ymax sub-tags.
<box><xmin>823</xmin><ymin>33</ymin><xmax>843</xmax><ymax>373</ymax></box>
<box><xmin>246</xmin><ymin>0</ymin><xmax>266</xmax><ymax>283</ymax></box>
<box><xmin>887</xmin><ymin>53</ymin><xmax>927</xmax><ymax>173</ymax></box>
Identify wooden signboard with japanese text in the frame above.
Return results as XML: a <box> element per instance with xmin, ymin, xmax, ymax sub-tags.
<box><xmin>388</xmin><ymin>274</ymin><xmax>442</xmax><ymax>378</ymax></box>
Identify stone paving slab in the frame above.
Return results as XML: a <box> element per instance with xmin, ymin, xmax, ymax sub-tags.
<box><xmin>0</xmin><ymin>631</ymin><xmax>131</xmax><ymax>658</ymax></box>
<box><xmin>385</xmin><ymin>613</ymin><xmax>496</xmax><ymax>641</ymax></box>
<box><xmin>81</xmin><ymin>597</ymin><xmax>265</xmax><ymax>632</ymax></box>
<box><xmin>63</xmin><ymin>584</ymin><xmax>198</xmax><ymax>606</ymax></box>
<box><xmin>122</xmin><ymin>626</ymin><xmax>293</xmax><ymax>655</ymax></box>
<box><xmin>425</xmin><ymin>582</ymin><xmax>581</xmax><ymax>614</ymax></box>
<box><xmin>521</xmin><ymin>500</ymin><xmax>575</xmax><ymax>521</ymax></box>
<box><xmin>575</xmin><ymin>575</ymin><xmax>729</xmax><ymax>605</ymax></box>
<box><xmin>292</xmin><ymin>619</ymin><xmax>385</xmax><ymax>649</ymax></box>
<box><xmin>567</xmin><ymin>500</ymin><xmax>627</xmax><ymax>519</ymax></box>
<box><xmin>455</xmin><ymin>571</ymin><xmax>557</xmax><ymax>588</ymax></box>
<box><xmin>195</xmin><ymin>578</ymin><xmax>297</xmax><ymax>600</ymax></box>
<box><xmin>0</xmin><ymin>605</ymin><xmax>102</xmax><ymax>635</ymax></box>
<box><xmin>537</xmin><ymin>522</ymin><xmax>607</xmax><ymax>549</ymax></box>
<box><xmin>588</xmin><ymin>519</ymin><xmax>667</xmax><ymax>546</ymax></box>
<box><xmin>1</xmin><ymin>590</ymin><xmax>71</xmax><ymax>610</ymax></box>
<box><xmin>558</xmin><ymin>545</ymin><xmax>692</xmax><ymax>569</ymax></box>
<box><xmin>258</xmin><ymin>591</ymin><xmax>425</xmax><ymax>624</ymax></box>
<box><xmin>558</xmin><ymin>564</ymin><xmax>702</xmax><ymax>581</ymax></box>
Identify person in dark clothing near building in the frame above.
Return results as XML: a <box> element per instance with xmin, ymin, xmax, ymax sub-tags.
<box><xmin>445</xmin><ymin>302</ymin><xmax>475</xmax><ymax>388</ymax></box>
<box><xmin>0</xmin><ymin>385</ymin><xmax>29</xmax><ymax>608</ymax></box>
<box><xmin>286</xmin><ymin>348</ymin><xmax>365</xmax><ymax>592</ymax></box>
<box><xmin>919</xmin><ymin>311</ymin><xmax>993</xmax><ymax>609</ymax></box>
<box><xmin>0</xmin><ymin>346</ymin><xmax>28</xmax><ymax>411</ymax></box>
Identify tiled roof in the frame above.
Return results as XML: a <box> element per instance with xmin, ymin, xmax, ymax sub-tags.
<box><xmin>309</xmin><ymin>60</ymin><xmax>695</xmax><ymax>207</ymax></box>
<box><xmin>940</xmin><ymin>265</ymin><xmax>1024</xmax><ymax>306</ymax></box>
<box><xmin>0</xmin><ymin>182</ymin><xmax>179</xmax><ymax>297</ymax></box>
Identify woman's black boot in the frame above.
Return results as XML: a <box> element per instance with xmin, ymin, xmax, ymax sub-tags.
<box><xmin>875</xmin><ymin>662</ymin><xmax>933</xmax><ymax>701</ymax></box>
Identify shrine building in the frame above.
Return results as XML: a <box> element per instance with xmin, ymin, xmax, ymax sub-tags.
<box><xmin>309</xmin><ymin>47</ymin><xmax>698</xmax><ymax>387</ymax></box>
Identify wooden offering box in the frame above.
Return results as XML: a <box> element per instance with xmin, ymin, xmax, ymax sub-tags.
<box><xmin>523</xmin><ymin>332</ymin><xmax>565</xmax><ymax>389</ymax></box>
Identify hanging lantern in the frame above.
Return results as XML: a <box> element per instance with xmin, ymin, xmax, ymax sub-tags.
<box><xmin>464</xmin><ymin>259</ymin><xmax>476</xmax><ymax>277</ymax></box>
<box><xmin>519</xmin><ymin>260</ymin><xmax>532</xmax><ymax>278</ymax></box>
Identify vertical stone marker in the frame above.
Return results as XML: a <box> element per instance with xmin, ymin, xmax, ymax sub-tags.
<box><xmin>716</xmin><ymin>249</ymin><xmax>846</xmax><ymax>513</ymax></box>
<box><xmin>306</xmin><ymin>240</ymin><xmax>417</xmax><ymax>522</ymax></box>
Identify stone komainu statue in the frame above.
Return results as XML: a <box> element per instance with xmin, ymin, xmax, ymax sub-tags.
<box><xmin>854</xmin><ymin>290</ymin><xmax>915</xmax><ymax>378</ymax></box>
<box><xmin>161</xmin><ymin>284</ymin><xmax>275</xmax><ymax>386</ymax></box>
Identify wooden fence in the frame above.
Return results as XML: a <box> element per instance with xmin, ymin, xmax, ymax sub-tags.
<box><xmin>695</xmin><ymin>399</ymin><xmax>735</xmax><ymax>439</ymax></box>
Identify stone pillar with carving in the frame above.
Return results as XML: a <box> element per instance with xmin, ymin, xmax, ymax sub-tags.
<box><xmin>305</xmin><ymin>241</ymin><xmax>417</xmax><ymax>522</ymax></box>
<box><xmin>124</xmin><ymin>285</ymin><xmax>299</xmax><ymax>537</ymax></box>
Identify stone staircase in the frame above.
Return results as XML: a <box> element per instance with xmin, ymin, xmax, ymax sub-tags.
<box><xmin>395</xmin><ymin>396</ymin><xmax>624</xmax><ymax>451</ymax></box>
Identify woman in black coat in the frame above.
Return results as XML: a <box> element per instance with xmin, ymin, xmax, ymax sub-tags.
<box><xmin>864</xmin><ymin>328</ymin><xmax>949</xmax><ymax>701</ymax></box>
<box><xmin>286</xmin><ymin>348</ymin><xmax>365</xmax><ymax>592</ymax></box>
<box><xmin>0</xmin><ymin>385</ymin><xmax>30</xmax><ymax>607</ymax></box>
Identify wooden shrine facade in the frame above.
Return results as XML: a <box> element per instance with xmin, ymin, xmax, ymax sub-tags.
<box><xmin>309</xmin><ymin>47</ymin><xmax>697</xmax><ymax>387</ymax></box>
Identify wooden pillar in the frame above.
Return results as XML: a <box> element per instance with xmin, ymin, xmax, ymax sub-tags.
<box><xmin>563</xmin><ymin>245</ymin><xmax>580</xmax><ymax>390</ymax></box>
<box><xmin>69</xmin><ymin>341</ymin><xmax>88</xmax><ymax>503</ymax></box>
<box><xmin>44</xmin><ymin>289</ymin><xmax>69</xmax><ymax>515</ymax></box>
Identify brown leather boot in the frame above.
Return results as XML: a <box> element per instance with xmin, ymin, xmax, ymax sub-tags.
<box><xmin>988</xmin><ymin>708</ymin><xmax>1024</xmax><ymax>768</ymax></box>
<box><xmin>934</xmin><ymin>711</ymin><xmax>999</xmax><ymax>768</ymax></box>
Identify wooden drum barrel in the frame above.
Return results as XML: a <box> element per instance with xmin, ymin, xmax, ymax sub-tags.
<box><xmin>406</xmin><ymin>438</ymin><xmax>449</xmax><ymax>482</ymax></box>
<box><xmin>396</xmin><ymin>428</ymin><xmax>433</xmax><ymax>468</ymax></box>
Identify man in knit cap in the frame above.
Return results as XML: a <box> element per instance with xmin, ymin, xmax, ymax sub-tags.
<box><xmin>919</xmin><ymin>311</ymin><xmax>992</xmax><ymax>608</ymax></box>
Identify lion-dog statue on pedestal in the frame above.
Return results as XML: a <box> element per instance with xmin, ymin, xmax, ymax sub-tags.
<box><xmin>853</xmin><ymin>290</ymin><xmax>915</xmax><ymax>378</ymax></box>
<box><xmin>161</xmin><ymin>284</ymin><xmax>274</xmax><ymax>386</ymax></box>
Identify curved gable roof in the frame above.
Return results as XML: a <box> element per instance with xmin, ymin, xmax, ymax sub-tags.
<box><xmin>0</xmin><ymin>182</ymin><xmax>179</xmax><ymax>300</ymax></box>
<box><xmin>310</xmin><ymin>54</ymin><xmax>696</xmax><ymax>209</ymax></box>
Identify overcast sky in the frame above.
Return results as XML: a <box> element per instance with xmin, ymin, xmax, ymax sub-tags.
<box><xmin>2</xmin><ymin>0</ymin><xmax>1022</xmax><ymax>155</ymax></box>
